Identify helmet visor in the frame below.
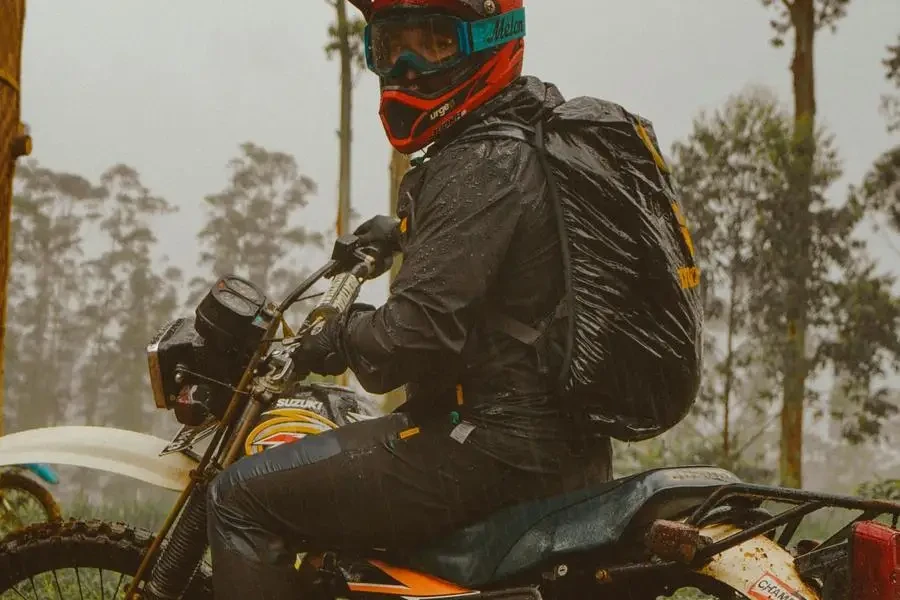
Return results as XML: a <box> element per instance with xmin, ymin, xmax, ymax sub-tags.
<box><xmin>365</xmin><ymin>8</ymin><xmax>526</xmax><ymax>78</ymax></box>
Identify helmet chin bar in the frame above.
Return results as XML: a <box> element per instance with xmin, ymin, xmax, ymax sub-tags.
<box><xmin>379</xmin><ymin>58</ymin><xmax>489</xmax><ymax>153</ymax></box>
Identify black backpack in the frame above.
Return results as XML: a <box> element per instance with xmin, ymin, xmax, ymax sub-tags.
<box><xmin>448</xmin><ymin>97</ymin><xmax>704</xmax><ymax>442</ymax></box>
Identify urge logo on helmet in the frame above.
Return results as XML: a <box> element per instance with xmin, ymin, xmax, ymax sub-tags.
<box><xmin>350</xmin><ymin>0</ymin><xmax>526</xmax><ymax>153</ymax></box>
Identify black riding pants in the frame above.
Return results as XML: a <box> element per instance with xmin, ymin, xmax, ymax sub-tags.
<box><xmin>206</xmin><ymin>413</ymin><xmax>595</xmax><ymax>599</ymax></box>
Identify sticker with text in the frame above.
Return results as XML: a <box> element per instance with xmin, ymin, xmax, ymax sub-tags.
<box><xmin>748</xmin><ymin>572</ymin><xmax>806</xmax><ymax>600</ymax></box>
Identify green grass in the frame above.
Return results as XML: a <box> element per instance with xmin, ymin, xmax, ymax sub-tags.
<box><xmin>66</xmin><ymin>492</ymin><xmax>174</xmax><ymax>532</ymax></box>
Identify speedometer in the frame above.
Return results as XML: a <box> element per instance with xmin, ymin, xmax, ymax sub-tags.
<box><xmin>215</xmin><ymin>289</ymin><xmax>255</xmax><ymax>317</ymax></box>
<box><xmin>227</xmin><ymin>278</ymin><xmax>264</xmax><ymax>305</ymax></box>
<box><xmin>195</xmin><ymin>275</ymin><xmax>274</xmax><ymax>354</ymax></box>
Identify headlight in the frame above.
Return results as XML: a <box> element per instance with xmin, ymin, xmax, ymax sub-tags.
<box><xmin>146</xmin><ymin>317</ymin><xmax>199</xmax><ymax>410</ymax></box>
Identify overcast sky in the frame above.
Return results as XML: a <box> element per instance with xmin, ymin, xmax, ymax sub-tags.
<box><xmin>19</xmin><ymin>0</ymin><xmax>900</xmax><ymax>309</ymax></box>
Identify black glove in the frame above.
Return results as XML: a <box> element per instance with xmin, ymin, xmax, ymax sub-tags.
<box><xmin>290</xmin><ymin>303</ymin><xmax>375</xmax><ymax>377</ymax></box>
<box><xmin>353</xmin><ymin>215</ymin><xmax>402</xmax><ymax>278</ymax></box>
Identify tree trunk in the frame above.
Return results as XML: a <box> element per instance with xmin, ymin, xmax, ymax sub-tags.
<box><xmin>780</xmin><ymin>0</ymin><xmax>816</xmax><ymax>489</ymax></box>
<box><xmin>384</xmin><ymin>148</ymin><xmax>410</xmax><ymax>411</ymax></box>
<box><xmin>721</xmin><ymin>253</ymin><xmax>739</xmax><ymax>463</ymax></box>
<box><xmin>335</xmin><ymin>0</ymin><xmax>353</xmax><ymax>237</ymax></box>
<box><xmin>334</xmin><ymin>0</ymin><xmax>353</xmax><ymax>387</ymax></box>
<box><xmin>0</xmin><ymin>0</ymin><xmax>29</xmax><ymax>437</ymax></box>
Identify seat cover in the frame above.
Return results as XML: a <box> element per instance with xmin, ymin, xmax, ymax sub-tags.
<box><xmin>398</xmin><ymin>466</ymin><xmax>740</xmax><ymax>587</ymax></box>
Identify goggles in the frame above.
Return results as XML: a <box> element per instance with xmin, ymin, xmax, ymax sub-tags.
<box><xmin>364</xmin><ymin>8</ymin><xmax>526</xmax><ymax>78</ymax></box>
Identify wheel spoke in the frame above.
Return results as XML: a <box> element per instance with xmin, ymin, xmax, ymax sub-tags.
<box><xmin>111</xmin><ymin>574</ymin><xmax>125</xmax><ymax>600</ymax></box>
<box><xmin>51</xmin><ymin>570</ymin><xmax>62</xmax><ymax>600</ymax></box>
<box><xmin>73</xmin><ymin>568</ymin><xmax>83</xmax><ymax>600</ymax></box>
<box><xmin>8</xmin><ymin>585</ymin><xmax>27</xmax><ymax>600</ymax></box>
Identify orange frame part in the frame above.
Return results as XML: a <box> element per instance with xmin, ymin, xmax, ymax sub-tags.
<box><xmin>346</xmin><ymin>560</ymin><xmax>473</xmax><ymax>597</ymax></box>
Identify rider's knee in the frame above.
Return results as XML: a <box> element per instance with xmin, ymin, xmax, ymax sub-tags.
<box><xmin>207</xmin><ymin>467</ymin><xmax>243</xmax><ymax>525</ymax></box>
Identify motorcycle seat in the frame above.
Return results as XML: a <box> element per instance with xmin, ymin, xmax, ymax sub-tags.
<box><xmin>397</xmin><ymin>466</ymin><xmax>740</xmax><ymax>588</ymax></box>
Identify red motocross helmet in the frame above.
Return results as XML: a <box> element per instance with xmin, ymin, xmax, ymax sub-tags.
<box><xmin>351</xmin><ymin>0</ymin><xmax>526</xmax><ymax>153</ymax></box>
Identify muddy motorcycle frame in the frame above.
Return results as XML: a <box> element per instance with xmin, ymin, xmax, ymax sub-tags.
<box><xmin>0</xmin><ymin>232</ymin><xmax>898</xmax><ymax>600</ymax></box>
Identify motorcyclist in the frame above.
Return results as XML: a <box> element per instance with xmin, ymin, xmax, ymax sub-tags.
<box><xmin>207</xmin><ymin>1</ymin><xmax>617</xmax><ymax>596</ymax></box>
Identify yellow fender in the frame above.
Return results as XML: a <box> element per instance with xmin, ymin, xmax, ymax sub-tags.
<box><xmin>697</xmin><ymin>524</ymin><xmax>820</xmax><ymax>600</ymax></box>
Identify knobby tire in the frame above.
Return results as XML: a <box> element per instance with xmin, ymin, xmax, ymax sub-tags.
<box><xmin>0</xmin><ymin>519</ymin><xmax>212</xmax><ymax>598</ymax></box>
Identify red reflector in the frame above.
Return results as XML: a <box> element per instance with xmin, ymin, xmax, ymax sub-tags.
<box><xmin>851</xmin><ymin>520</ymin><xmax>900</xmax><ymax>600</ymax></box>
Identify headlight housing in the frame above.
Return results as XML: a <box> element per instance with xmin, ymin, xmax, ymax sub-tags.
<box><xmin>146</xmin><ymin>275</ymin><xmax>276</xmax><ymax>416</ymax></box>
<box><xmin>146</xmin><ymin>317</ymin><xmax>200</xmax><ymax>410</ymax></box>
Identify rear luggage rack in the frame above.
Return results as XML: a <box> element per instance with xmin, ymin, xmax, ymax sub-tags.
<box><xmin>685</xmin><ymin>483</ymin><xmax>900</xmax><ymax>563</ymax></box>
<box><xmin>594</xmin><ymin>482</ymin><xmax>900</xmax><ymax>585</ymax></box>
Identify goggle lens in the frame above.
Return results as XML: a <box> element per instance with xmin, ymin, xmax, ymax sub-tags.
<box><xmin>365</xmin><ymin>8</ymin><xmax>526</xmax><ymax>78</ymax></box>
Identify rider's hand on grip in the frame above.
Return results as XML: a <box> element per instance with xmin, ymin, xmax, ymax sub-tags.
<box><xmin>353</xmin><ymin>215</ymin><xmax>402</xmax><ymax>279</ymax></box>
<box><xmin>289</xmin><ymin>316</ymin><xmax>348</xmax><ymax>377</ymax></box>
<box><xmin>290</xmin><ymin>303</ymin><xmax>374</xmax><ymax>378</ymax></box>
<box><xmin>354</xmin><ymin>215</ymin><xmax>402</xmax><ymax>251</ymax></box>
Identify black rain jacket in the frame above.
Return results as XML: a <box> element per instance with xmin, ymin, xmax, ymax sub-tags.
<box><xmin>344</xmin><ymin>77</ymin><xmax>586</xmax><ymax>473</ymax></box>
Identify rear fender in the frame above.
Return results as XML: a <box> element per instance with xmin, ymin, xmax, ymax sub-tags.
<box><xmin>696</xmin><ymin>523</ymin><xmax>820</xmax><ymax>600</ymax></box>
<box><xmin>0</xmin><ymin>426</ymin><xmax>197</xmax><ymax>491</ymax></box>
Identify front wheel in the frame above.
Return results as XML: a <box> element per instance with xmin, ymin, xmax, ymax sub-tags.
<box><xmin>0</xmin><ymin>471</ymin><xmax>61</xmax><ymax>538</ymax></box>
<box><xmin>0</xmin><ymin>520</ymin><xmax>212</xmax><ymax>599</ymax></box>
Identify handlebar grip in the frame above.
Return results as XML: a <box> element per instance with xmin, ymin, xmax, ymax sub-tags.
<box><xmin>306</xmin><ymin>220</ymin><xmax>401</xmax><ymax>324</ymax></box>
<box><xmin>307</xmin><ymin>272</ymin><xmax>362</xmax><ymax>323</ymax></box>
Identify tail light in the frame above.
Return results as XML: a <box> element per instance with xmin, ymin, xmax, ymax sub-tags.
<box><xmin>851</xmin><ymin>520</ymin><xmax>900</xmax><ymax>600</ymax></box>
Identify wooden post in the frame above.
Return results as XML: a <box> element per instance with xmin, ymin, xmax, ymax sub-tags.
<box><xmin>334</xmin><ymin>0</ymin><xmax>353</xmax><ymax>239</ymax></box>
<box><xmin>0</xmin><ymin>0</ymin><xmax>29</xmax><ymax>437</ymax></box>
<box><xmin>383</xmin><ymin>148</ymin><xmax>410</xmax><ymax>411</ymax></box>
<box><xmin>334</xmin><ymin>0</ymin><xmax>353</xmax><ymax>388</ymax></box>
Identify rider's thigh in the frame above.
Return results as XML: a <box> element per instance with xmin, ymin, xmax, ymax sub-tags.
<box><xmin>206</xmin><ymin>414</ymin><xmax>563</xmax><ymax>556</ymax></box>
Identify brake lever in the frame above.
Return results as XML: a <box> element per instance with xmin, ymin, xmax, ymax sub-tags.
<box><xmin>280</xmin><ymin>319</ymin><xmax>321</xmax><ymax>348</ymax></box>
<box><xmin>267</xmin><ymin>351</ymin><xmax>295</xmax><ymax>384</ymax></box>
<box><xmin>254</xmin><ymin>348</ymin><xmax>296</xmax><ymax>397</ymax></box>
<box><xmin>330</xmin><ymin>224</ymin><xmax>400</xmax><ymax>279</ymax></box>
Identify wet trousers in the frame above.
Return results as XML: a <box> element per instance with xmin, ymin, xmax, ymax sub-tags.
<box><xmin>206</xmin><ymin>413</ymin><xmax>611</xmax><ymax>599</ymax></box>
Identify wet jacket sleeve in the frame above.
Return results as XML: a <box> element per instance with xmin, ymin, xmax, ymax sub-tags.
<box><xmin>343</xmin><ymin>145</ymin><xmax>526</xmax><ymax>394</ymax></box>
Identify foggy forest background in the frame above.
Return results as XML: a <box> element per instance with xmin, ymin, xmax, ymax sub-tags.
<box><xmin>3</xmin><ymin>0</ymin><xmax>900</xmax><ymax>530</ymax></box>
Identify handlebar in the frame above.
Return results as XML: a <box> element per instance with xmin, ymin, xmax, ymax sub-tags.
<box><xmin>199</xmin><ymin>221</ymin><xmax>401</xmax><ymax>468</ymax></box>
<box><xmin>257</xmin><ymin>230</ymin><xmax>399</xmax><ymax>392</ymax></box>
<box><xmin>280</xmin><ymin>218</ymin><xmax>400</xmax><ymax>313</ymax></box>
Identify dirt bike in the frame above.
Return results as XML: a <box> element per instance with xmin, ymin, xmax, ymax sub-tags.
<box><xmin>0</xmin><ymin>232</ymin><xmax>897</xmax><ymax>600</ymax></box>
<box><xmin>0</xmin><ymin>464</ymin><xmax>61</xmax><ymax>538</ymax></box>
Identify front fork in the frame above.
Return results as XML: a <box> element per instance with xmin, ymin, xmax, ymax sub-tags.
<box><xmin>142</xmin><ymin>485</ymin><xmax>212</xmax><ymax>600</ymax></box>
<box><xmin>125</xmin><ymin>366</ymin><xmax>274</xmax><ymax>599</ymax></box>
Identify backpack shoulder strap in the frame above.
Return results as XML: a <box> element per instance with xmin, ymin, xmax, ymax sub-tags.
<box><xmin>432</xmin><ymin>119</ymin><xmax>576</xmax><ymax>393</ymax></box>
<box><xmin>432</xmin><ymin>119</ymin><xmax>537</xmax><ymax>152</ymax></box>
<box><xmin>486</xmin><ymin>299</ymin><xmax>568</xmax><ymax>345</ymax></box>
<box><xmin>469</xmin><ymin>119</ymin><xmax>573</xmax><ymax>350</ymax></box>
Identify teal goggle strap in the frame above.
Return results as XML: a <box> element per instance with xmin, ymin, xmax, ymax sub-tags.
<box><xmin>364</xmin><ymin>8</ymin><xmax>526</xmax><ymax>78</ymax></box>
